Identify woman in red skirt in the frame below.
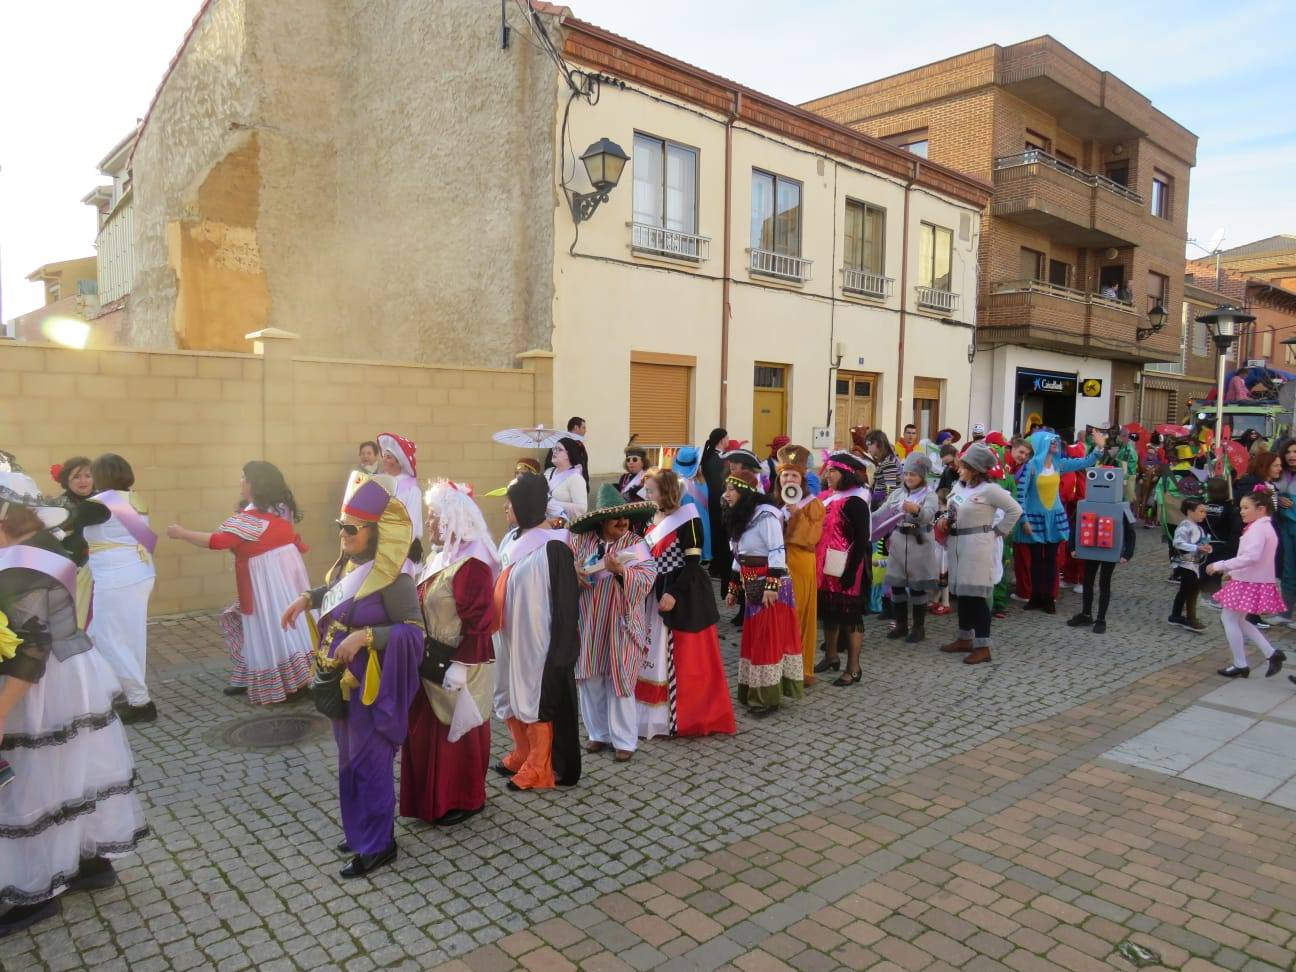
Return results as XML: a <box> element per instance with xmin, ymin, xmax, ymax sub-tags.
<box><xmin>723</xmin><ymin>469</ymin><xmax>803</xmax><ymax>715</ymax></box>
<box><xmin>636</xmin><ymin>468</ymin><xmax>736</xmax><ymax>738</ymax></box>
<box><xmin>400</xmin><ymin>481</ymin><xmax>499</xmax><ymax>827</ymax></box>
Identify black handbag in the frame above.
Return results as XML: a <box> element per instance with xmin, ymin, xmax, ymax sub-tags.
<box><xmin>310</xmin><ymin>658</ymin><xmax>348</xmax><ymax>721</ymax></box>
<box><xmin>419</xmin><ymin>636</ymin><xmax>457</xmax><ymax>686</ymax></box>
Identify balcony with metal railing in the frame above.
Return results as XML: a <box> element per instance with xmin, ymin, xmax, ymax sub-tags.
<box><xmin>992</xmin><ymin>148</ymin><xmax>1146</xmax><ymax>247</ymax></box>
<box><xmin>630</xmin><ymin>221</ymin><xmax>711</xmax><ymax>262</ymax></box>
<box><xmin>982</xmin><ymin>278</ymin><xmax>1154</xmax><ymax>358</ymax></box>
<box><xmin>841</xmin><ymin>267</ymin><xmax>893</xmax><ymax>300</ymax></box>
<box><xmin>748</xmin><ymin>248</ymin><xmax>812</xmax><ymax>284</ymax></box>
<box><xmin>915</xmin><ymin>286</ymin><xmax>959</xmax><ymax>313</ymax></box>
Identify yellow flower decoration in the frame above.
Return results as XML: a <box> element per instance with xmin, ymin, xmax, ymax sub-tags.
<box><xmin>0</xmin><ymin>609</ymin><xmax>21</xmax><ymax>663</ymax></box>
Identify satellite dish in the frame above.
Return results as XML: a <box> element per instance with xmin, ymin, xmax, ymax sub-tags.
<box><xmin>1207</xmin><ymin>228</ymin><xmax>1225</xmax><ymax>253</ymax></box>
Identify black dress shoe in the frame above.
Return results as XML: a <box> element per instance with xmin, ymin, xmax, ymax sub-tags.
<box><xmin>1092</xmin><ymin>620</ymin><xmax>1107</xmax><ymax>634</ymax></box>
<box><xmin>1066</xmin><ymin>613</ymin><xmax>1093</xmax><ymax>627</ymax></box>
<box><xmin>434</xmin><ymin>807</ymin><xmax>482</xmax><ymax>827</ymax></box>
<box><xmin>119</xmin><ymin>702</ymin><xmax>157</xmax><ymax>725</ymax></box>
<box><xmin>336</xmin><ymin>840</ymin><xmax>351</xmax><ymax>853</ymax></box>
<box><xmin>1041</xmin><ymin>600</ymin><xmax>1057</xmax><ymax>615</ymax></box>
<box><xmin>1266</xmin><ymin>650</ymin><xmax>1286</xmax><ymax>678</ymax></box>
<box><xmin>1218</xmin><ymin>665</ymin><xmax>1250</xmax><ymax>679</ymax></box>
<box><xmin>223</xmin><ymin>685</ymin><xmax>248</xmax><ymax>696</ymax></box>
<box><xmin>813</xmin><ymin>657</ymin><xmax>841</xmax><ymax>673</ymax></box>
<box><xmin>340</xmin><ymin>842</ymin><xmax>397</xmax><ymax>878</ymax></box>
<box><xmin>67</xmin><ymin>857</ymin><xmax>117</xmax><ymax>892</ymax></box>
<box><xmin>0</xmin><ymin>897</ymin><xmax>61</xmax><ymax>938</ymax></box>
<box><xmin>492</xmin><ymin>762</ymin><xmax>516</xmax><ymax>778</ymax></box>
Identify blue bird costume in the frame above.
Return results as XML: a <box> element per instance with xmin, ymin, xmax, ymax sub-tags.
<box><xmin>1017</xmin><ymin>430</ymin><xmax>1099</xmax><ymax>543</ymax></box>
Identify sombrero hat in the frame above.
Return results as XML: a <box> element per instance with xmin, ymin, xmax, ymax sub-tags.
<box><xmin>569</xmin><ymin>483</ymin><xmax>656</xmax><ymax>534</ymax></box>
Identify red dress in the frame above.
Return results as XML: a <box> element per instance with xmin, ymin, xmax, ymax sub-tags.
<box><xmin>400</xmin><ymin>557</ymin><xmax>495</xmax><ymax>821</ymax></box>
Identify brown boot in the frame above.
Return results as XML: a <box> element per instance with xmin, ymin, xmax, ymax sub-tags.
<box><xmin>940</xmin><ymin>638</ymin><xmax>973</xmax><ymax>653</ymax></box>
<box><xmin>964</xmin><ymin>647</ymin><xmax>992</xmax><ymax>665</ymax></box>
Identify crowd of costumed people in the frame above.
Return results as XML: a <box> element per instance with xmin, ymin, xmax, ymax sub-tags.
<box><xmin>3</xmin><ymin>409</ymin><xmax>1293</xmax><ymax>934</ymax></box>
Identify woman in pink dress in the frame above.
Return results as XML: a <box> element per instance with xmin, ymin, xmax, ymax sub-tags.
<box><xmin>814</xmin><ymin>452</ymin><xmax>872</xmax><ymax>686</ymax></box>
<box><xmin>1206</xmin><ymin>488</ymin><xmax>1287</xmax><ymax>679</ymax></box>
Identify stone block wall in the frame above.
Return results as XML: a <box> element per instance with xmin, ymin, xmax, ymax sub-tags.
<box><xmin>0</xmin><ymin>339</ymin><xmax>551</xmax><ymax>615</ymax></box>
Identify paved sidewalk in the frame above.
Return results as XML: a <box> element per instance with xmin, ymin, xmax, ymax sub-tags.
<box><xmin>3</xmin><ymin>541</ymin><xmax>1295</xmax><ymax>971</ymax></box>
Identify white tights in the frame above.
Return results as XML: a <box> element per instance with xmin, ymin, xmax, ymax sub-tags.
<box><xmin>1221</xmin><ymin>608</ymin><xmax>1276</xmax><ymax>669</ymax></box>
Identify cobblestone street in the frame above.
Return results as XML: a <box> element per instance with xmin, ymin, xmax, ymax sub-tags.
<box><xmin>5</xmin><ymin>539</ymin><xmax>1296</xmax><ymax>971</ymax></box>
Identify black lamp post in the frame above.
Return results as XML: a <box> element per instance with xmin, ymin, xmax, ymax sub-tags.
<box><xmin>1198</xmin><ymin>304</ymin><xmax>1257</xmax><ymax>445</ymax></box>
<box><xmin>568</xmin><ymin>138</ymin><xmax>629</xmax><ymax>223</ymax></box>
<box><xmin>1136</xmin><ymin>301</ymin><xmax>1168</xmax><ymax>342</ymax></box>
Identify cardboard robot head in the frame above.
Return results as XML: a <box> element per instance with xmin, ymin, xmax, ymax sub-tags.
<box><xmin>1085</xmin><ymin>465</ymin><xmax>1124</xmax><ymax>503</ymax></box>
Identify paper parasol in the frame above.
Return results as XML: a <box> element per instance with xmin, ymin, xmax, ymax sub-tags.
<box><xmin>492</xmin><ymin>426</ymin><xmax>570</xmax><ymax>449</ymax></box>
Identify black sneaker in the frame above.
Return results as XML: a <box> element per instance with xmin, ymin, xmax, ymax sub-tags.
<box><xmin>1266</xmin><ymin>650</ymin><xmax>1287</xmax><ymax>678</ymax></box>
<box><xmin>68</xmin><ymin>857</ymin><xmax>117</xmax><ymax>892</ymax></box>
<box><xmin>119</xmin><ymin>702</ymin><xmax>157</xmax><ymax>725</ymax></box>
<box><xmin>0</xmin><ymin>898</ymin><xmax>61</xmax><ymax>938</ymax></box>
<box><xmin>1167</xmin><ymin>614</ymin><xmax>1189</xmax><ymax>628</ymax></box>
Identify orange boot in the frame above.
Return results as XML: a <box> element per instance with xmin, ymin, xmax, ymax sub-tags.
<box><xmin>508</xmin><ymin>722</ymin><xmax>556</xmax><ymax>790</ymax></box>
<box><xmin>499</xmin><ymin>717</ymin><xmax>530</xmax><ymax>774</ymax></box>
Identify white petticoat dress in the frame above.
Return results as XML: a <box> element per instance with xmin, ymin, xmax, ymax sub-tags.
<box><xmin>1</xmin><ymin>575</ymin><xmax>147</xmax><ymax>907</ymax></box>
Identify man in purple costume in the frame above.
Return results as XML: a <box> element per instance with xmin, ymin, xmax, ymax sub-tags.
<box><xmin>282</xmin><ymin>476</ymin><xmax>423</xmax><ymax>878</ymax></box>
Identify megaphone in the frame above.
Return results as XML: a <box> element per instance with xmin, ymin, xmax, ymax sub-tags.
<box><xmin>781</xmin><ymin>482</ymin><xmax>803</xmax><ymax>505</ymax></box>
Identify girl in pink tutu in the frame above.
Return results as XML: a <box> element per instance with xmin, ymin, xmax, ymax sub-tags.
<box><xmin>1206</xmin><ymin>489</ymin><xmax>1287</xmax><ymax>679</ymax></box>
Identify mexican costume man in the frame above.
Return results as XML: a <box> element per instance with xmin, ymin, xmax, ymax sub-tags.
<box><xmin>568</xmin><ymin>485</ymin><xmax>658</xmax><ymax>761</ymax></box>
<box><xmin>493</xmin><ymin>473</ymin><xmax>581</xmax><ymax>791</ymax></box>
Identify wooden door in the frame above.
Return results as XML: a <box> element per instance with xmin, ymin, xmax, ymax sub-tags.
<box><xmin>753</xmin><ymin>363</ymin><xmax>787</xmax><ymax>452</ymax></box>
<box><xmin>834</xmin><ymin>371</ymin><xmax>877</xmax><ymax>447</ymax></box>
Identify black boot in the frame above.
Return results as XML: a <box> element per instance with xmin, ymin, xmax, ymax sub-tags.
<box><xmin>905</xmin><ymin>605</ymin><xmax>927</xmax><ymax>644</ymax></box>
<box><xmin>887</xmin><ymin>603</ymin><xmax>910</xmax><ymax>640</ymax></box>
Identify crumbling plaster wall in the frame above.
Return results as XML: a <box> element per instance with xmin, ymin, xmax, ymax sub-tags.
<box><xmin>128</xmin><ymin>0</ymin><xmax>257</xmax><ymax>348</ymax></box>
<box><xmin>127</xmin><ymin>0</ymin><xmax>558</xmax><ymax>366</ymax></box>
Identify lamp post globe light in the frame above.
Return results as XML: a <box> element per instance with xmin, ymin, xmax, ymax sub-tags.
<box><xmin>1197</xmin><ymin>304</ymin><xmax>1257</xmax><ymax>446</ymax></box>
<box><xmin>569</xmin><ymin>138</ymin><xmax>629</xmax><ymax>223</ymax></box>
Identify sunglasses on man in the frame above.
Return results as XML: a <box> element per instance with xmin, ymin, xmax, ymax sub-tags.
<box><xmin>335</xmin><ymin>520</ymin><xmax>371</xmax><ymax>536</ymax></box>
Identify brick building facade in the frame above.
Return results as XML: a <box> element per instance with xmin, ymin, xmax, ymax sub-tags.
<box><xmin>803</xmin><ymin>36</ymin><xmax>1197</xmax><ymax>438</ymax></box>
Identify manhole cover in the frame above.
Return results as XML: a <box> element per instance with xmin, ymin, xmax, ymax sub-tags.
<box><xmin>217</xmin><ymin>713</ymin><xmax>330</xmax><ymax>750</ymax></box>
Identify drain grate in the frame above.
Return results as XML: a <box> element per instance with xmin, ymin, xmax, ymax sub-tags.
<box><xmin>218</xmin><ymin>713</ymin><xmax>329</xmax><ymax>750</ymax></box>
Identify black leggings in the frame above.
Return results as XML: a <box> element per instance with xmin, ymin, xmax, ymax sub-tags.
<box><xmin>1081</xmin><ymin>560</ymin><xmax>1116</xmax><ymax>621</ymax></box>
<box><xmin>1029</xmin><ymin>541</ymin><xmax>1059</xmax><ymax>603</ymax></box>
<box><xmin>955</xmin><ymin>595</ymin><xmax>992</xmax><ymax>645</ymax></box>
<box><xmin>1172</xmin><ymin>567</ymin><xmax>1200</xmax><ymax>618</ymax></box>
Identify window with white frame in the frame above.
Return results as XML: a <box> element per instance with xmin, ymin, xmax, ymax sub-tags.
<box><xmin>918</xmin><ymin>222</ymin><xmax>953</xmax><ymax>291</ymax></box>
<box><xmin>633</xmin><ymin>133</ymin><xmax>698</xmax><ymax>236</ymax></box>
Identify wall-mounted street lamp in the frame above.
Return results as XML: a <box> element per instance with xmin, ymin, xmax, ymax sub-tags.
<box><xmin>1198</xmin><ymin>304</ymin><xmax>1257</xmax><ymax>446</ymax></box>
<box><xmin>568</xmin><ymin>138</ymin><xmax>629</xmax><ymax>223</ymax></box>
<box><xmin>1135</xmin><ymin>301</ymin><xmax>1168</xmax><ymax>342</ymax></box>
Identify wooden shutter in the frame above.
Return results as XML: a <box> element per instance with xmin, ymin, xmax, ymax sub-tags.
<box><xmin>913</xmin><ymin>377</ymin><xmax>942</xmax><ymax>400</ymax></box>
<box><xmin>630</xmin><ymin>357</ymin><xmax>691</xmax><ymax>446</ymax></box>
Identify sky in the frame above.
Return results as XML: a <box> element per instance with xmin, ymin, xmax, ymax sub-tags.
<box><xmin>1</xmin><ymin>0</ymin><xmax>1292</xmax><ymax>321</ymax></box>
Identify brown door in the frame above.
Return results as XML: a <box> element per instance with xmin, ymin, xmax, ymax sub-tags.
<box><xmin>834</xmin><ymin>371</ymin><xmax>877</xmax><ymax>447</ymax></box>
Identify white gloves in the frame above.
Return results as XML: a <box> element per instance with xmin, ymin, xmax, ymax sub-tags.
<box><xmin>443</xmin><ymin>661</ymin><xmax>469</xmax><ymax>692</ymax></box>
<box><xmin>448</xmin><ymin>686</ymin><xmax>484</xmax><ymax>743</ymax></box>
